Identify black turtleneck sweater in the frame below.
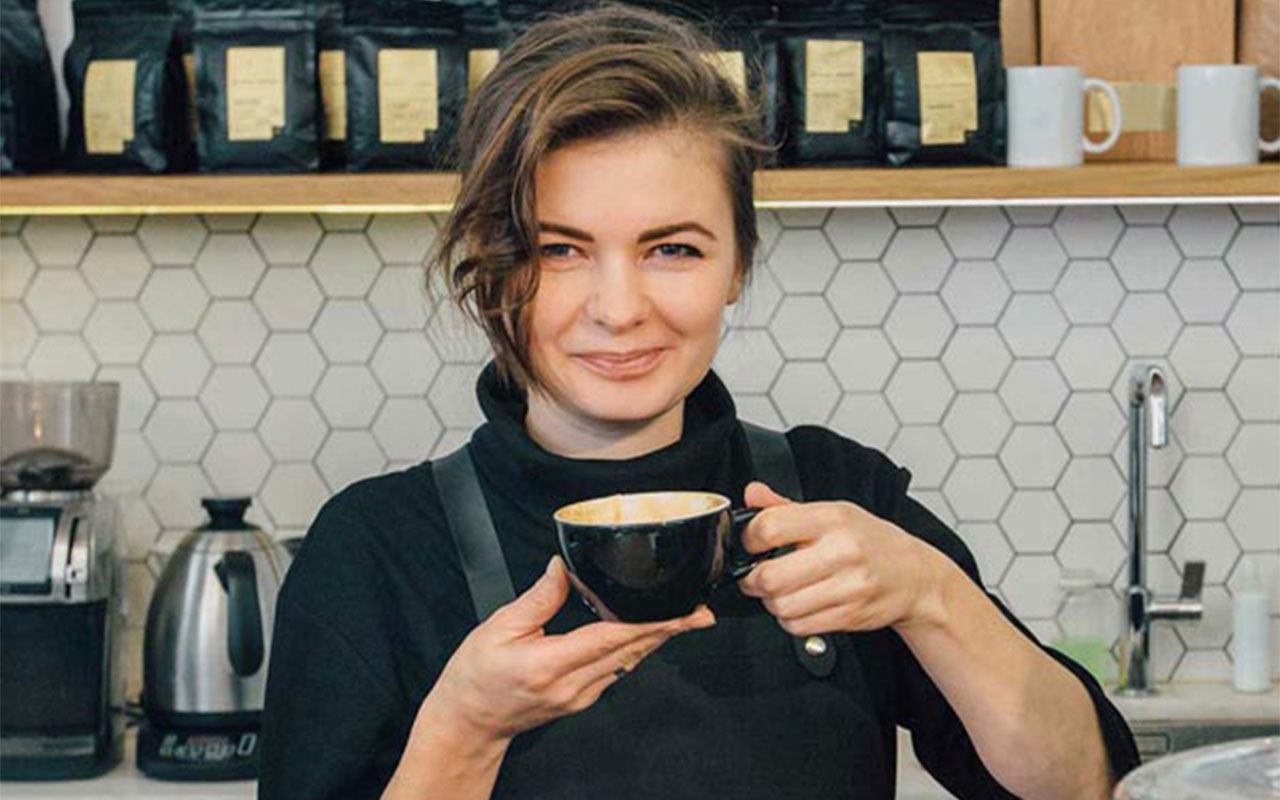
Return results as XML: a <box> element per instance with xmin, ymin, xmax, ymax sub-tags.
<box><xmin>260</xmin><ymin>363</ymin><xmax>1139</xmax><ymax>799</ymax></box>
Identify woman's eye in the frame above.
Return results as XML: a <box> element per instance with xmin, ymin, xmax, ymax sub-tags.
<box><xmin>539</xmin><ymin>243</ymin><xmax>577</xmax><ymax>259</ymax></box>
<box><xmin>652</xmin><ymin>243</ymin><xmax>703</xmax><ymax>259</ymax></box>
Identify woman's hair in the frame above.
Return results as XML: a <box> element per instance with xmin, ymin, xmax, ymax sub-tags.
<box><xmin>429</xmin><ymin>1</ymin><xmax>773</xmax><ymax>391</ymax></box>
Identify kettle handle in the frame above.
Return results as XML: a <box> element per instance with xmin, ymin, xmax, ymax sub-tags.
<box><xmin>213</xmin><ymin>552</ymin><xmax>264</xmax><ymax>677</ymax></box>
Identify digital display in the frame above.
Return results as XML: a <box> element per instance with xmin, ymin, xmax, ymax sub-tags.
<box><xmin>0</xmin><ymin>515</ymin><xmax>56</xmax><ymax>588</ymax></box>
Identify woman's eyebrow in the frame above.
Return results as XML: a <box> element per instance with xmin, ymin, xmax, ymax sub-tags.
<box><xmin>537</xmin><ymin>220</ymin><xmax>718</xmax><ymax>242</ymax></box>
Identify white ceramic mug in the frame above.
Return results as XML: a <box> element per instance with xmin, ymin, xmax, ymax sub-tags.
<box><xmin>1007</xmin><ymin>66</ymin><xmax>1123</xmax><ymax>167</ymax></box>
<box><xmin>1178</xmin><ymin>65</ymin><xmax>1280</xmax><ymax>166</ymax></box>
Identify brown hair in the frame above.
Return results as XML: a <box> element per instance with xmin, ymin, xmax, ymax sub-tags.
<box><xmin>429</xmin><ymin>1</ymin><xmax>773</xmax><ymax>392</ymax></box>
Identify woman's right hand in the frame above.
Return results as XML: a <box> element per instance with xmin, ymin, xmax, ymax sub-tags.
<box><xmin>417</xmin><ymin>555</ymin><xmax>716</xmax><ymax>743</ymax></box>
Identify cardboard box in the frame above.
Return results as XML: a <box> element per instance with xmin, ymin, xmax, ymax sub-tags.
<box><xmin>1002</xmin><ymin>0</ymin><xmax>1039</xmax><ymax>66</ymax></box>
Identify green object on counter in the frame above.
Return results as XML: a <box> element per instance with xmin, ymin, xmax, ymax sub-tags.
<box><xmin>1054</xmin><ymin>635</ymin><xmax>1113</xmax><ymax>686</ymax></box>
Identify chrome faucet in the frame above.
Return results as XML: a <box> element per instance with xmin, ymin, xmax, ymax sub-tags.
<box><xmin>1118</xmin><ymin>364</ymin><xmax>1205</xmax><ymax>696</ymax></box>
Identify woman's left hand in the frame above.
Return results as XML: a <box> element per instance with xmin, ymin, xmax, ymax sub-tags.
<box><xmin>736</xmin><ymin>481</ymin><xmax>948</xmax><ymax>637</ymax></box>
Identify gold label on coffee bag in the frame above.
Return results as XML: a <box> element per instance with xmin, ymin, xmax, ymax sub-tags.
<box><xmin>917</xmin><ymin>51</ymin><xmax>977</xmax><ymax>146</ymax></box>
<box><xmin>379</xmin><ymin>48</ymin><xmax>438</xmax><ymax>143</ymax></box>
<box><xmin>468</xmin><ymin>48</ymin><xmax>500</xmax><ymax>98</ymax></box>
<box><xmin>701</xmin><ymin>50</ymin><xmax>746</xmax><ymax>97</ymax></box>
<box><xmin>84</xmin><ymin>59</ymin><xmax>136</xmax><ymax>154</ymax></box>
<box><xmin>182</xmin><ymin>53</ymin><xmax>198</xmax><ymax>139</ymax></box>
<box><xmin>319</xmin><ymin>50</ymin><xmax>347</xmax><ymax>140</ymax></box>
<box><xmin>805</xmin><ymin>39</ymin><xmax>863</xmax><ymax>133</ymax></box>
<box><xmin>226</xmin><ymin>46</ymin><xmax>286</xmax><ymax>141</ymax></box>
<box><xmin>1087</xmin><ymin>82</ymin><xmax>1175</xmax><ymax>133</ymax></box>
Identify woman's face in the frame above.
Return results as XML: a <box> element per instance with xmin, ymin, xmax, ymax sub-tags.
<box><xmin>526</xmin><ymin>126</ymin><xmax>742</xmax><ymax>428</ymax></box>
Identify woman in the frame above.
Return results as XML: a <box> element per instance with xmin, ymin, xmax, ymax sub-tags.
<box><xmin>260</xmin><ymin>4</ymin><xmax>1139</xmax><ymax>798</ymax></box>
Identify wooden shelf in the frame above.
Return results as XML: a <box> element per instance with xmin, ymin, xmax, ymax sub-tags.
<box><xmin>1</xmin><ymin>163</ymin><xmax>1276</xmax><ymax>215</ymax></box>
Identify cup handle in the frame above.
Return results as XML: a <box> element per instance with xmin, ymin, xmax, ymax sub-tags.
<box><xmin>724</xmin><ymin>507</ymin><xmax>794</xmax><ymax>581</ymax></box>
<box><xmin>1083</xmin><ymin>77</ymin><xmax>1123</xmax><ymax>154</ymax></box>
<box><xmin>1260</xmin><ymin>77</ymin><xmax>1280</xmax><ymax>154</ymax></box>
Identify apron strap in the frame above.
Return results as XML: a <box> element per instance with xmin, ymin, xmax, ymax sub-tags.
<box><xmin>739</xmin><ymin>420</ymin><xmax>804</xmax><ymax>503</ymax></box>
<box><xmin>432</xmin><ymin>445</ymin><xmax>516</xmax><ymax>623</ymax></box>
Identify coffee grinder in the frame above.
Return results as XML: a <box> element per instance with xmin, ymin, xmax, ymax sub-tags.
<box><xmin>0</xmin><ymin>381</ymin><xmax>123</xmax><ymax>780</ymax></box>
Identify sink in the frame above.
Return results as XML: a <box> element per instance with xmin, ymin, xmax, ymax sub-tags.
<box><xmin>1129</xmin><ymin>719</ymin><xmax>1280</xmax><ymax>761</ymax></box>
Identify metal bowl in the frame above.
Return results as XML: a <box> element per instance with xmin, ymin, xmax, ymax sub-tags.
<box><xmin>1115</xmin><ymin>736</ymin><xmax>1279</xmax><ymax>800</ymax></box>
<box><xmin>0</xmin><ymin>381</ymin><xmax>120</xmax><ymax>491</ymax></box>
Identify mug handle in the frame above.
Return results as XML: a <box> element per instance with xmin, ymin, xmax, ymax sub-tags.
<box><xmin>724</xmin><ymin>507</ymin><xmax>794</xmax><ymax>581</ymax></box>
<box><xmin>1082</xmin><ymin>77</ymin><xmax>1123</xmax><ymax>154</ymax></box>
<box><xmin>1260</xmin><ymin>77</ymin><xmax>1280</xmax><ymax>154</ymax></box>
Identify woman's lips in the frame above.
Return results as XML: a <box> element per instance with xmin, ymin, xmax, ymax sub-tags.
<box><xmin>575</xmin><ymin>349</ymin><xmax>666</xmax><ymax>379</ymax></box>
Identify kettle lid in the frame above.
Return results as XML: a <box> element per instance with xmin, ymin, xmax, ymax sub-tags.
<box><xmin>201</xmin><ymin>497</ymin><xmax>253</xmax><ymax>531</ymax></box>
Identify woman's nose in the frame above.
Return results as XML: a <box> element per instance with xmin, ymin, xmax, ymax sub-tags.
<box><xmin>586</xmin><ymin>258</ymin><xmax>649</xmax><ymax>331</ymax></box>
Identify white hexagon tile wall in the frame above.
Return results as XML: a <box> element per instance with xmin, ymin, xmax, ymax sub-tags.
<box><xmin>0</xmin><ymin>204</ymin><xmax>1277</xmax><ymax>694</ymax></box>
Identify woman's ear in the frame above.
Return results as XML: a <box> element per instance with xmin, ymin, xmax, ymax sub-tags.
<box><xmin>726</xmin><ymin>266</ymin><xmax>745</xmax><ymax>305</ymax></box>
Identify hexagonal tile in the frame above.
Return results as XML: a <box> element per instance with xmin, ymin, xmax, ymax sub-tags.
<box><xmin>1000</xmin><ymin>555</ymin><xmax>1062</xmax><ymax>618</ymax></box>
<box><xmin>1227</xmin><ymin>488</ymin><xmax>1280</xmax><ymax>551</ymax></box>
<box><xmin>367</xmin><ymin>214</ymin><xmax>436</xmax><ymax>264</ymax></box>
<box><xmin>1227</xmin><ymin>358</ymin><xmax>1280</xmax><ymax>421</ymax></box>
<box><xmin>1176</xmin><ymin>588</ymin><xmax>1233</xmax><ymax>653</ymax></box>
<box><xmin>195</xmin><ymin>233</ymin><xmax>267</xmax><ymax>298</ymax></box>
<box><xmin>889</xmin><ymin>206</ymin><xmax>944</xmax><ymax>226</ymax></box>
<box><xmin>255</xmin><ymin>333</ymin><xmax>325</xmax><ymax>396</ymax></box>
<box><xmin>1055</xmin><ymin>327</ymin><xmax>1125</xmax><ymax>390</ymax></box>
<box><xmin>1113</xmin><ymin>294</ymin><xmax>1182</xmax><ymax>356</ymax></box>
<box><xmin>1058</xmin><ymin>392</ymin><xmax>1125</xmax><ymax>456</ymax></box>
<box><xmin>253</xmin><ymin>267</ymin><xmax>323</xmax><ymax>330</ymax></box>
<box><xmin>313</xmin><ymin>300</ymin><xmax>382</xmax><ymax>364</ymax></box>
<box><xmin>1228</xmin><ymin>554</ymin><xmax>1280</xmax><ymax>616</ymax></box>
<box><xmin>939</xmin><ymin>327</ymin><xmax>1012</xmax><ymax>392</ymax></box>
<box><xmin>309</xmin><ymin>233</ymin><xmax>381</xmax><ymax>298</ymax></box>
<box><xmin>769</xmin><ymin>296</ymin><xmax>839</xmax><ymax>359</ymax></box>
<box><xmin>939</xmin><ymin>207</ymin><xmax>1009</xmax><ymax>258</ymax></box>
<box><xmin>1225</xmin><ymin>225</ymin><xmax>1280</xmax><ymax>289</ymax></box>
<box><xmin>997</xmin><ymin>227</ymin><xmax>1067</xmax><ymax>291</ymax></box>
<box><xmin>957</xmin><ymin>522</ymin><xmax>1013</xmax><ymax>585</ymax></box>
<box><xmin>1052</xmin><ymin>206</ymin><xmax>1123</xmax><ymax>258</ymax></box>
<box><xmin>1169</xmin><ymin>259</ymin><xmax>1241</xmax><ymax>323</ymax></box>
<box><xmin>26</xmin><ymin>336</ymin><xmax>97</xmax><ymax>380</ymax></box>
<box><xmin>1000</xmin><ymin>425</ymin><xmax>1069</xmax><ymax>489</ymax></box>
<box><xmin>144</xmin><ymin>399</ymin><xmax>213</xmax><ymax>462</ymax></box>
<box><xmin>943</xmin><ymin>458</ymin><xmax>1012</xmax><ymax>521</ymax></box>
<box><xmin>734</xmin><ymin>395</ymin><xmax>783</xmax><ymax>429</ymax></box>
<box><xmin>883</xmin><ymin>295</ymin><xmax>954</xmax><ymax>359</ymax></box>
<box><xmin>373</xmin><ymin>397</ymin><xmax>442</xmax><ymax>461</ymax></box>
<box><xmin>118</xmin><ymin>496</ymin><xmax>160</xmax><ymax>559</ymax></box>
<box><xmin>1000</xmin><ymin>491</ymin><xmax>1069</xmax><ymax>553</ymax></box>
<box><xmin>1057</xmin><ymin>457</ymin><xmax>1125</xmax><ymax>520</ymax></box>
<box><xmin>999</xmin><ymin>360</ymin><xmax>1069</xmax><ymax>423</ymax></box>
<box><xmin>1146</xmin><ymin>622</ymin><xmax>1184</xmax><ymax>683</ymax></box>
<box><xmin>1233</xmin><ymin>204</ymin><xmax>1280</xmax><ymax>223</ymax></box>
<box><xmin>942</xmin><ymin>393</ymin><xmax>1011</xmax><ymax>456</ymax></box>
<box><xmin>939</xmin><ymin>260</ymin><xmax>1010</xmax><ymax>325</ymax></box>
<box><xmin>99</xmin><ymin>430</ymin><xmax>157</xmax><ymax>494</ymax></box>
<box><xmin>1117</xmin><ymin>204</ymin><xmax>1173</xmax><ymax>225</ymax></box>
<box><xmin>1054</xmin><ymin>259</ymin><xmax>1124</xmax><ymax>324</ymax></box>
<box><xmin>0</xmin><ymin>236</ymin><xmax>35</xmax><ymax>299</ymax></box>
<box><xmin>828</xmin><ymin>394</ymin><xmax>899</xmax><ymax>451</ymax></box>
<box><xmin>260</xmin><ymin>463</ymin><xmax>329</xmax><ymax>529</ymax></box>
<box><xmin>26</xmin><ymin>269</ymin><xmax>94</xmax><ymax>331</ymax></box>
<box><xmin>259</xmin><ymin>398</ymin><xmax>328</xmax><ymax>461</ymax></box>
<box><xmin>21</xmin><ymin>216</ymin><xmax>91</xmax><ymax>267</ymax></box>
<box><xmin>1057</xmin><ymin>522</ymin><xmax>1126</xmax><ymax>584</ymax></box>
<box><xmin>882</xmin><ymin>228</ymin><xmax>953</xmax><ymax>293</ymax></box>
<box><xmin>200</xmin><ymin>366</ymin><xmax>270</xmax><ymax>429</ymax></box>
<box><xmin>756</xmin><ymin>209</ymin><xmax>782</xmax><ymax>255</ymax></box>
<box><xmin>202</xmin><ymin>431</ymin><xmax>271</xmax><ymax>495</ymax></box>
<box><xmin>428</xmin><ymin>363</ymin><xmax>484</xmax><ymax>427</ymax></box>
<box><xmin>768</xmin><ymin>229</ymin><xmax>838</xmax><ymax>294</ymax></box>
<box><xmin>315</xmin><ymin>365</ymin><xmax>385</xmax><ymax>427</ymax></box>
<box><xmin>886</xmin><ymin>426</ymin><xmax>955</xmax><ymax>490</ymax></box>
<box><xmin>730</xmin><ymin>264</ymin><xmax>784</xmax><ymax>328</ymax></box>
<box><xmin>0</xmin><ymin>301</ymin><xmax>36</xmax><ymax>366</ymax></box>
<box><xmin>81</xmin><ymin>236</ymin><xmax>151</xmax><ymax>299</ymax></box>
<box><xmin>371</xmin><ymin>332</ymin><xmax>442</xmax><ymax>396</ymax></box>
<box><xmin>317</xmin><ymin>430</ymin><xmax>386</xmax><ymax>492</ymax></box>
<box><xmin>1168</xmin><ymin>205</ymin><xmax>1239</xmax><ymax>258</ymax></box>
<box><xmin>885</xmin><ymin>361</ymin><xmax>955</xmax><ymax>425</ymax></box>
<box><xmin>715</xmin><ymin>329</ymin><xmax>782</xmax><ymax>394</ymax></box>
<box><xmin>769</xmin><ymin>362</ymin><xmax>840</xmax><ymax>426</ymax></box>
<box><xmin>823</xmin><ymin>208</ymin><xmax>894</xmax><ymax>260</ymax></box>
<box><xmin>87</xmin><ymin>216</ymin><xmax>140</xmax><ymax>234</ymax></box>
<box><xmin>145</xmin><ymin>464</ymin><xmax>215</xmax><ymax>529</ymax></box>
<box><xmin>139</xmin><ymin>268</ymin><xmax>209</xmax><ymax>332</ymax></box>
<box><xmin>998</xmin><ymin>294</ymin><xmax>1068</xmax><ymax>357</ymax></box>
<box><xmin>197</xmin><ymin>300</ymin><xmax>268</xmax><ymax>364</ymax></box>
<box><xmin>827</xmin><ymin>329</ymin><xmax>897</xmax><ymax>393</ymax></box>
<box><xmin>84</xmin><ymin>301</ymin><xmax>152</xmax><ymax>363</ymax></box>
<box><xmin>1226</xmin><ymin>292</ymin><xmax>1280</xmax><ymax>356</ymax></box>
<box><xmin>776</xmin><ymin>207</ymin><xmax>829</xmax><ymax>228</ymax></box>
<box><xmin>1170</xmin><ymin>456</ymin><xmax>1240</xmax><ymax>519</ymax></box>
<box><xmin>368</xmin><ymin>265</ymin><xmax>430</xmax><ymax>330</ymax></box>
<box><xmin>1005</xmin><ymin>206</ymin><xmax>1059</xmax><ymax>226</ymax></box>
<box><xmin>0</xmin><ymin>217</ymin><xmax>23</xmax><ymax>235</ymax></box>
<box><xmin>1112</xmin><ymin>227</ymin><xmax>1182</xmax><ymax>291</ymax></box>
<box><xmin>96</xmin><ymin>365</ymin><xmax>155</xmax><ymax>431</ymax></box>
<box><xmin>1170</xmin><ymin>522</ymin><xmax>1239</xmax><ymax>585</ymax></box>
<box><xmin>202</xmin><ymin>213</ymin><xmax>257</xmax><ymax>233</ymax></box>
<box><xmin>141</xmin><ymin>335</ymin><xmax>210</xmax><ymax>397</ymax></box>
<box><xmin>318</xmin><ymin>213</ymin><xmax>370</xmax><ymax>232</ymax></box>
<box><xmin>824</xmin><ymin>261</ymin><xmax>896</xmax><ymax>326</ymax></box>
<box><xmin>138</xmin><ymin>215</ymin><xmax>207</xmax><ymax>265</ymax></box>
<box><xmin>1172</xmin><ymin>391</ymin><xmax>1241</xmax><ymax>454</ymax></box>
<box><xmin>1227</xmin><ymin>423</ymin><xmax>1280</xmax><ymax>486</ymax></box>
<box><xmin>251</xmin><ymin>214</ymin><xmax>322</xmax><ymax>264</ymax></box>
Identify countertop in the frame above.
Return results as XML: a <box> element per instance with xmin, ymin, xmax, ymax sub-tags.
<box><xmin>4</xmin><ymin>682</ymin><xmax>1277</xmax><ymax>800</ymax></box>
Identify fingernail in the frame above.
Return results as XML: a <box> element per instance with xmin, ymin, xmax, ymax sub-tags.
<box><xmin>545</xmin><ymin>556</ymin><xmax>560</xmax><ymax>577</ymax></box>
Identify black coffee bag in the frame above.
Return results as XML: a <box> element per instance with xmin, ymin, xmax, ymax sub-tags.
<box><xmin>64</xmin><ymin>0</ymin><xmax>188</xmax><ymax>173</ymax></box>
<box><xmin>882</xmin><ymin>0</ymin><xmax>1004</xmax><ymax>166</ymax></box>
<box><xmin>0</xmin><ymin>0</ymin><xmax>62</xmax><ymax>174</ymax></box>
<box><xmin>193</xmin><ymin>0</ymin><xmax>318</xmax><ymax>173</ymax></box>
<box><xmin>776</xmin><ymin>0</ymin><xmax>881</xmax><ymax>166</ymax></box>
<box><xmin>316</xmin><ymin>0</ymin><xmax>345</xmax><ymax>170</ymax></box>
<box><xmin>172</xmin><ymin>0</ymin><xmax>199</xmax><ymax>165</ymax></box>
<box><xmin>344</xmin><ymin>0</ymin><xmax>466</xmax><ymax>171</ymax></box>
<box><xmin>460</xmin><ymin>1</ymin><xmax>508</xmax><ymax>108</ymax></box>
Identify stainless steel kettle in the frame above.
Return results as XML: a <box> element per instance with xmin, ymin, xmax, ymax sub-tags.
<box><xmin>138</xmin><ymin>497</ymin><xmax>293</xmax><ymax>780</ymax></box>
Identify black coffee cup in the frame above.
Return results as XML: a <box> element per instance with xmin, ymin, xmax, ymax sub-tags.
<box><xmin>554</xmin><ymin>491</ymin><xmax>780</xmax><ymax>623</ymax></box>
